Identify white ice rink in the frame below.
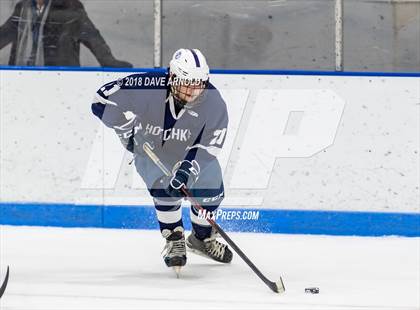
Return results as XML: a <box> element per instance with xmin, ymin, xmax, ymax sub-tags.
<box><xmin>0</xmin><ymin>225</ymin><xmax>419</xmax><ymax>310</ymax></box>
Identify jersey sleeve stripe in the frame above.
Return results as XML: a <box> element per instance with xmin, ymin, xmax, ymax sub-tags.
<box><xmin>186</xmin><ymin>144</ymin><xmax>221</xmax><ymax>157</ymax></box>
<box><xmin>94</xmin><ymin>92</ymin><xmax>118</xmax><ymax>106</ymax></box>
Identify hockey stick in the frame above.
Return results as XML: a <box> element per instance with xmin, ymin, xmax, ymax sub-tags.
<box><xmin>0</xmin><ymin>266</ymin><xmax>10</xmax><ymax>299</ymax></box>
<box><xmin>143</xmin><ymin>142</ymin><xmax>285</xmax><ymax>293</ymax></box>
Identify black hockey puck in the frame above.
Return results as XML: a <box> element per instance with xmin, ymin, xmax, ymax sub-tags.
<box><xmin>305</xmin><ymin>287</ymin><xmax>319</xmax><ymax>294</ymax></box>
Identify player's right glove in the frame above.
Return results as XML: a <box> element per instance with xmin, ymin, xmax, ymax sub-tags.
<box><xmin>166</xmin><ymin>160</ymin><xmax>200</xmax><ymax>198</ymax></box>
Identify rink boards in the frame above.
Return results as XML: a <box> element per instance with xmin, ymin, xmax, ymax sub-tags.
<box><xmin>0</xmin><ymin>67</ymin><xmax>419</xmax><ymax>236</ymax></box>
<box><xmin>0</xmin><ymin>202</ymin><xmax>419</xmax><ymax>237</ymax></box>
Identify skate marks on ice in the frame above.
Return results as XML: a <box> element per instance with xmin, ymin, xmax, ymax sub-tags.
<box><xmin>0</xmin><ymin>226</ymin><xmax>418</xmax><ymax>310</ymax></box>
<box><xmin>3</xmin><ymin>290</ymin><xmax>419</xmax><ymax>310</ymax></box>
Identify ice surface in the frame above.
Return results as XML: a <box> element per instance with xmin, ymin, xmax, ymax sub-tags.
<box><xmin>0</xmin><ymin>226</ymin><xmax>419</xmax><ymax>310</ymax></box>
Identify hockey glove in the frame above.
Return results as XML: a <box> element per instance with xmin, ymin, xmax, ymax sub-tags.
<box><xmin>166</xmin><ymin>160</ymin><xmax>200</xmax><ymax>198</ymax></box>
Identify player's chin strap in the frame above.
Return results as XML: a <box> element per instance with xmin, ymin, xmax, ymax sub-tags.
<box><xmin>171</xmin><ymin>94</ymin><xmax>187</xmax><ymax>110</ymax></box>
<box><xmin>142</xmin><ymin>142</ymin><xmax>286</xmax><ymax>294</ymax></box>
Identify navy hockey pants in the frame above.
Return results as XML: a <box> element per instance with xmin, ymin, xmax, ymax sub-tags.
<box><xmin>134</xmin><ymin>154</ymin><xmax>224</xmax><ymax>240</ymax></box>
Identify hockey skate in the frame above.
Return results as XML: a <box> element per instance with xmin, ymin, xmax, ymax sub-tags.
<box><xmin>161</xmin><ymin>226</ymin><xmax>187</xmax><ymax>277</ymax></box>
<box><xmin>186</xmin><ymin>229</ymin><xmax>233</xmax><ymax>263</ymax></box>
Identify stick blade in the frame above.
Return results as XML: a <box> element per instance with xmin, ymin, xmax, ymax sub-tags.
<box><xmin>268</xmin><ymin>277</ymin><xmax>285</xmax><ymax>293</ymax></box>
<box><xmin>276</xmin><ymin>277</ymin><xmax>286</xmax><ymax>293</ymax></box>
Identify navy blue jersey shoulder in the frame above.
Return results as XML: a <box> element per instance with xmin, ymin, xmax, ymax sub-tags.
<box><xmin>117</xmin><ymin>71</ymin><xmax>170</xmax><ymax>90</ymax></box>
<box><xmin>206</xmin><ymin>82</ymin><xmax>225</xmax><ymax>104</ymax></box>
<box><xmin>202</xmin><ymin>82</ymin><xmax>227</xmax><ymax>119</ymax></box>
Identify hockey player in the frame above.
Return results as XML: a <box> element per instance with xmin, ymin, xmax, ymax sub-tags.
<box><xmin>91</xmin><ymin>49</ymin><xmax>233</xmax><ymax>274</ymax></box>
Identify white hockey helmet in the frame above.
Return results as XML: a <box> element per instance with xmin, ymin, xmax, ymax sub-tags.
<box><xmin>169</xmin><ymin>49</ymin><xmax>210</xmax><ymax>107</ymax></box>
<box><xmin>169</xmin><ymin>48</ymin><xmax>209</xmax><ymax>82</ymax></box>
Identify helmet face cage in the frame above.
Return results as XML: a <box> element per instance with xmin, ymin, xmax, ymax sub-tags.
<box><xmin>168</xmin><ymin>49</ymin><xmax>210</xmax><ymax>108</ymax></box>
<box><xmin>169</xmin><ymin>74</ymin><xmax>208</xmax><ymax>108</ymax></box>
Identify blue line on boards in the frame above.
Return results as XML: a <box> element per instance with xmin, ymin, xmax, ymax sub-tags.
<box><xmin>0</xmin><ymin>202</ymin><xmax>418</xmax><ymax>237</ymax></box>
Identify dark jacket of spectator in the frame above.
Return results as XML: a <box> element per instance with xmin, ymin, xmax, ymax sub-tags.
<box><xmin>0</xmin><ymin>0</ymin><xmax>132</xmax><ymax>67</ymax></box>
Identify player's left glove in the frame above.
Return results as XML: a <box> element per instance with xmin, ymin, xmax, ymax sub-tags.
<box><xmin>166</xmin><ymin>160</ymin><xmax>200</xmax><ymax>197</ymax></box>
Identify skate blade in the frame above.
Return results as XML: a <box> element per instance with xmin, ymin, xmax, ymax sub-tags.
<box><xmin>173</xmin><ymin>266</ymin><xmax>182</xmax><ymax>278</ymax></box>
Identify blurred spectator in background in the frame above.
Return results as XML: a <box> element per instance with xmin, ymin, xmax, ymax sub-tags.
<box><xmin>0</xmin><ymin>0</ymin><xmax>132</xmax><ymax>67</ymax></box>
